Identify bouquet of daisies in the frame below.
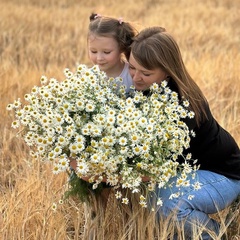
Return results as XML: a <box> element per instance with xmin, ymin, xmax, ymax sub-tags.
<box><xmin>7</xmin><ymin>64</ymin><xmax>200</xmax><ymax>206</ymax></box>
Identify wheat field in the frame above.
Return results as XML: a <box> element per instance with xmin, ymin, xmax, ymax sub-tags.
<box><xmin>1</xmin><ymin>0</ymin><xmax>240</xmax><ymax>239</ymax></box>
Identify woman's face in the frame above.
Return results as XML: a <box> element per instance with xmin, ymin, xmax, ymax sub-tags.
<box><xmin>129</xmin><ymin>53</ymin><xmax>168</xmax><ymax>91</ymax></box>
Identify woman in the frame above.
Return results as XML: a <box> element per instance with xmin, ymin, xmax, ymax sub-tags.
<box><xmin>128</xmin><ymin>26</ymin><xmax>240</xmax><ymax>239</ymax></box>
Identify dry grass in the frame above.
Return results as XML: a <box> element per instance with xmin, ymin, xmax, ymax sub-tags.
<box><xmin>1</xmin><ymin>0</ymin><xmax>240</xmax><ymax>239</ymax></box>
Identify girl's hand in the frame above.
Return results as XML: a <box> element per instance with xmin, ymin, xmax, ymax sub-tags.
<box><xmin>82</xmin><ymin>176</ymin><xmax>107</xmax><ymax>182</ymax></box>
<box><xmin>69</xmin><ymin>159</ymin><xmax>107</xmax><ymax>182</ymax></box>
<box><xmin>142</xmin><ymin>176</ymin><xmax>151</xmax><ymax>182</ymax></box>
<box><xmin>69</xmin><ymin>158</ymin><xmax>77</xmax><ymax>170</ymax></box>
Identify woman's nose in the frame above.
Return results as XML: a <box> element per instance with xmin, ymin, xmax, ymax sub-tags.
<box><xmin>132</xmin><ymin>71</ymin><xmax>141</xmax><ymax>82</ymax></box>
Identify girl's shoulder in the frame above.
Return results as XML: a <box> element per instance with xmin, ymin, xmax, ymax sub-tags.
<box><xmin>119</xmin><ymin>61</ymin><xmax>130</xmax><ymax>78</ymax></box>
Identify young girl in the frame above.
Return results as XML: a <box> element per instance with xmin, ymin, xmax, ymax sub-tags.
<box><xmin>87</xmin><ymin>13</ymin><xmax>137</xmax><ymax>92</ymax></box>
<box><xmin>69</xmin><ymin>13</ymin><xmax>138</xmax><ymax>238</ymax></box>
<box><xmin>70</xmin><ymin>13</ymin><xmax>137</xmax><ymax>170</ymax></box>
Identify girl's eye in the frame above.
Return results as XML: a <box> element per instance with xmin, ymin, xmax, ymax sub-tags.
<box><xmin>104</xmin><ymin>51</ymin><xmax>111</xmax><ymax>54</ymax></box>
<box><xmin>90</xmin><ymin>51</ymin><xmax>97</xmax><ymax>54</ymax></box>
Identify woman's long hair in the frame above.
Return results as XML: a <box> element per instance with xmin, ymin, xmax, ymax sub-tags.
<box><xmin>131</xmin><ymin>27</ymin><xmax>208</xmax><ymax>126</ymax></box>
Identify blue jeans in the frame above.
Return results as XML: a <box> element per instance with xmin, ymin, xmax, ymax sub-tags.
<box><xmin>151</xmin><ymin>170</ymin><xmax>240</xmax><ymax>240</ymax></box>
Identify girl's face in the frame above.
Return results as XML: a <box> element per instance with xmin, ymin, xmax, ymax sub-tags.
<box><xmin>129</xmin><ymin>53</ymin><xmax>168</xmax><ymax>91</ymax></box>
<box><xmin>88</xmin><ymin>34</ymin><xmax>122</xmax><ymax>76</ymax></box>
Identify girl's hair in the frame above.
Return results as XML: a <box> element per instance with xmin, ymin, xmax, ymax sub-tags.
<box><xmin>88</xmin><ymin>13</ymin><xmax>137</xmax><ymax>60</ymax></box>
<box><xmin>131</xmin><ymin>26</ymin><xmax>208</xmax><ymax>126</ymax></box>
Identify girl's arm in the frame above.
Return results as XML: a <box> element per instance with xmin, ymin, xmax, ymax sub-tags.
<box><xmin>69</xmin><ymin>158</ymin><xmax>77</xmax><ymax>170</ymax></box>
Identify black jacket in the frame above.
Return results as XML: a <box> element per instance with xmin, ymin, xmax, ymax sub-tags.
<box><xmin>184</xmin><ymin>102</ymin><xmax>240</xmax><ymax>180</ymax></box>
